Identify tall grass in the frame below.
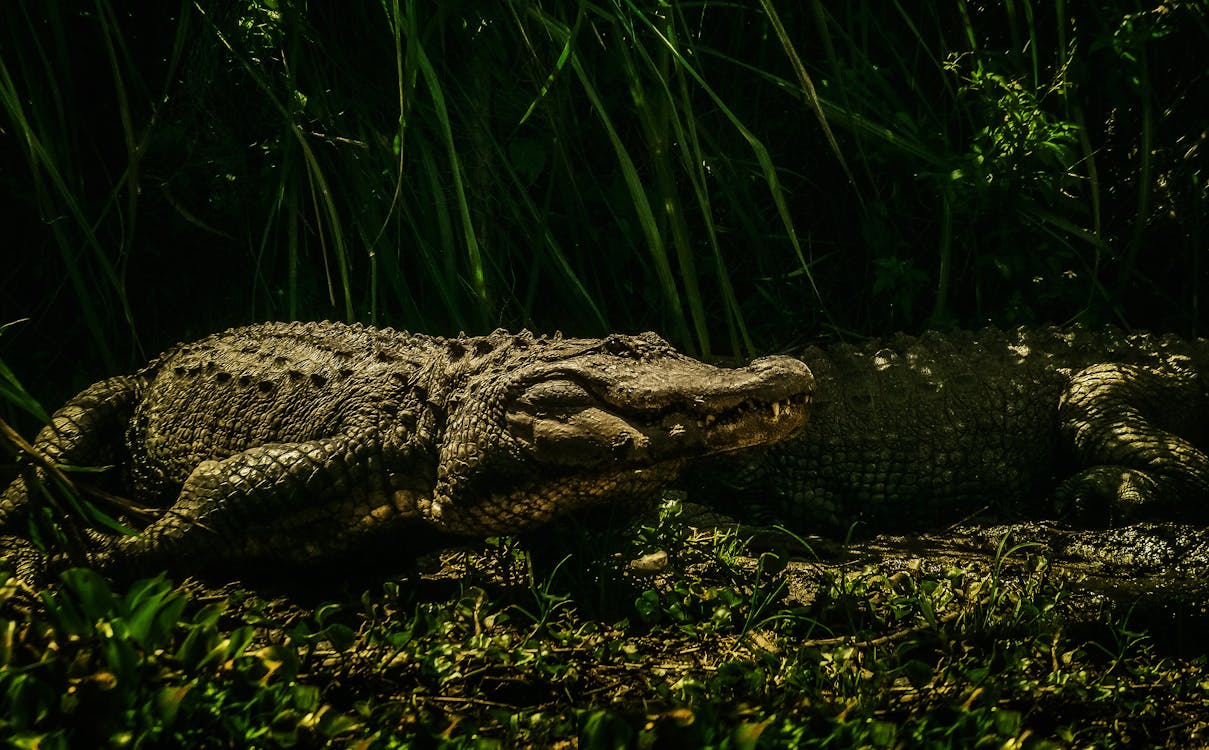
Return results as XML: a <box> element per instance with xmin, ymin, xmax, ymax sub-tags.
<box><xmin>0</xmin><ymin>1</ymin><xmax>1206</xmax><ymax>390</ymax></box>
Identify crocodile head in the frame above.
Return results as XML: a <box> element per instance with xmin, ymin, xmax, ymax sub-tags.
<box><xmin>422</xmin><ymin>331</ymin><xmax>813</xmax><ymax>534</ymax></box>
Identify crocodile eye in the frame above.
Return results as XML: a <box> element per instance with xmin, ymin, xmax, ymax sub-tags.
<box><xmin>603</xmin><ymin>335</ymin><xmax>633</xmax><ymax>356</ymax></box>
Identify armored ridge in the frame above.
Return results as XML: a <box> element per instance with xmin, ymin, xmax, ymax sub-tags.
<box><xmin>0</xmin><ymin>321</ymin><xmax>813</xmax><ymax>579</ymax></box>
<box><xmin>692</xmin><ymin>326</ymin><xmax>1209</xmax><ymax>535</ymax></box>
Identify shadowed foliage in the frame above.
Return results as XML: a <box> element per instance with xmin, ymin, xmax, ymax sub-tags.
<box><xmin>2</xmin><ymin>1</ymin><xmax>1206</xmax><ymax>413</ymax></box>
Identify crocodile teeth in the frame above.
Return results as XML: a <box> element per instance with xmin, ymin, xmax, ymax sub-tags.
<box><xmin>772</xmin><ymin>400</ymin><xmax>781</xmax><ymax>420</ymax></box>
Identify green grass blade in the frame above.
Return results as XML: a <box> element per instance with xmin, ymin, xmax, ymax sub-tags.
<box><xmin>758</xmin><ymin>0</ymin><xmax>863</xmax><ymax>206</ymax></box>
<box><xmin>412</xmin><ymin>37</ymin><xmax>491</xmax><ymax>327</ymax></box>
<box><xmin>0</xmin><ymin>57</ymin><xmax>120</xmax><ymax>369</ymax></box>
<box><xmin>487</xmin><ymin>129</ymin><xmax>608</xmax><ymax>330</ymax></box>
<box><xmin>620</xmin><ymin>1</ymin><xmax>830</xmax><ymax>325</ymax></box>
<box><xmin>569</xmin><ymin>52</ymin><xmax>689</xmax><ymax>347</ymax></box>
<box><xmin>192</xmin><ymin>2</ymin><xmax>354</xmax><ymax>321</ymax></box>
<box><xmin>613</xmin><ymin>16</ymin><xmax>710</xmax><ymax>354</ymax></box>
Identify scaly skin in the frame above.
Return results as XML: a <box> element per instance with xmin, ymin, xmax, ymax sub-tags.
<box><xmin>1</xmin><ymin>322</ymin><xmax>813</xmax><ymax>579</ymax></box>
<box><xmin>692</xmin><ymin>327</ymin><xmax>1209</xmax><ymax>535</ymax></box>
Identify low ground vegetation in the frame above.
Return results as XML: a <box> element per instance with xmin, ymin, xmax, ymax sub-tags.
<box><xmin>3</xmin><ymin>501</ymin><xmax>1206</xmax><ymax>748</ymax></box>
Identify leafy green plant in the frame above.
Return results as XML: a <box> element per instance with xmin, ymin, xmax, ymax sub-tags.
<box><xmin>0</xmin><ymin>568</ymin><xmax>358</xmax><ymax>748</ymax></box>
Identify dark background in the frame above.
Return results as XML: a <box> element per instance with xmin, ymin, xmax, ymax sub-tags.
<box><xmin>2</xmin><ymin>1</ymin><xmax>1206</xmax><ymax>422</ymax></box>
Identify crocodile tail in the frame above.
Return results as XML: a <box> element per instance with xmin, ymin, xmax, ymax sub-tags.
<box><xmin>1058</xmin><ymin>362</ymin><xmax>1209</xmax><ymax>523</ymax></box>
<box><xmin>0</xmin><ymin>375</ymin><xmax>143</xmax><ymax>533</ymax></box>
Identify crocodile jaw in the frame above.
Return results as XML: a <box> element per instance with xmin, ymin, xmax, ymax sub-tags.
<box><xmin>505</xmin><ymin>374</ymin><xmax>811</xmax><ymax>467</ymax></box>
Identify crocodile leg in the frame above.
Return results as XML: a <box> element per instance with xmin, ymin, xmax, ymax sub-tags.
<box><xmin>1057</xmin><ymin>362</ymin><xmax>1209</xmax><ymax>523</ymax></box>
<box><xmin>96</xmin><ymin>434</ymin><xmax>422</xmax><ymax>577</ymax></box>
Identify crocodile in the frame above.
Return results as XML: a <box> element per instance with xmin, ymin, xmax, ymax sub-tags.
<box><xmin>690</xmin><ymin>327</ymin><xmax>1209</xmax><ymax>536</ymax></box>
<box><xmin>0</xmin><ymin>321</ymin><xmax>813</xmax><ymax>579</ymax></box>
